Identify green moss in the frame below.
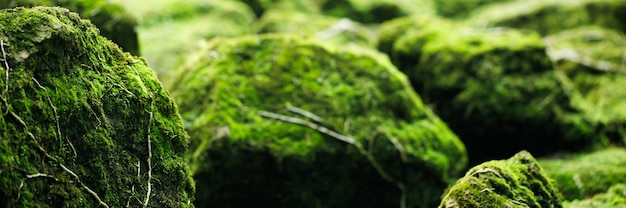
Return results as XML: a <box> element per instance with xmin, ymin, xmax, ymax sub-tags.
<box><xmin>0</xmin><ymin>6</ymin><xmax>193</xmax><ymax>207</ymax></box>
<box><xmin>564</xmin><ymin>183</ymin><xmax>626</xmax><ymax>208</ymax></box>
<box><xmin>432</xmin><ymin>0</ymin><xmax>514</xmax><ymax>18</ymax></box>
<box><xmin>1</xmin><ymin>0</ymin><xmax>140</xmax><ymax>56</ymax></box>
<box><xmin>379</xmin><ymin>15</ymin><xmax>589</xmax><ymax>165</ymax></box>
<box><xmin>255</xmin><ymin>9</ymin><xmax>375</xmax><ymax>47</ymax></box>
<box><xmin>169</xmin><ymin>34</ymin><xmax>467</xmax><ymax>207</ymax></box>
<box><xmin>321</xmin><ymin>0</ymin><xmax>435</xmax><ymax>23</ymax></box>
<box><xmin>539</xmin><ymin>148</ymin><xmax>626</xmax><ymax>201</ymax></box>
<box><xmin>440</xmin><ymin>151</ymin><xmax>562</xmax><ymax>208</ymax></box>
<box><xmin>465</xmin><ymin>0</ymin><xmax>626</xmax><ymax>35</ymax></box>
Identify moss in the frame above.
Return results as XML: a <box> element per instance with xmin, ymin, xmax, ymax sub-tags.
<box><xmin>539</xmin><ymin>148</ymin><xmax>626</xmax><ymax>201</ymax></box>
<box><xmin>379</xmin><ymin>15</ymin><xmax>590</xmax><ymax>165</ymax></box>
<box><xmin>563</xmin><ymin>183</ymin><xmax>626</xmax><ymax>208</ymax></box>
<box><xmin>465</xmin><ymin>0</ymin><xmax>626</xmax><ymax>35</ymax></box>
<box><xmin>440</xmin><ymin>151</ymin><xmax>563</xmax><ymax>208</ymax></box>
<box><xmin>0</xmin><ymin>6</ymin><xmax>193</xmax><ymax>207</ymax></box>
<box><xmin>320</xmin><ymin>0</ymin><xmax>435</xmax><ymax>23</ymax></box>
<box><xmin>255</xmin><ymin>9</ymin><xmax>375</xmax><ymax>47</ymax></box>
<box><xmin>169</xmin><ymin>34</ymin><xmax>467</xmax><ymax>207</ymax></box>
<box><xmin>432</xmin><ymin>0</ymin><xmax>515</xmax><ymax>18</ymax></box>
<box><xmin>1</xmin><ymin>0</ymin><xmax>140</xmax><ymax>56</ymax></box>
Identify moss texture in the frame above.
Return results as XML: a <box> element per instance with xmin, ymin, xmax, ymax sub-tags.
<box><xmin>255</xmin><ymin>9</ymin><xmax>375</xmax><ymax>47</ymax></box>
<box><xmin>539</xmin><ymin>148</ymin><xmax>626</xmax><ymax>201</ymax></box>
<box><xmin>563</xmin><ymin>183</ymin><xmax>626</xmax><ymax>208</ymax></box>
<box><xmin>440</xmin><ymin>151</ymin><xmax>562</xmax><ymax>208</ymax></box>
<box><xmin>466</xmin><ymin>0</ymin><xmax>626</xmax><ymax>35</ymax></box>
<box><xmin>1</xmin><ymin>0</ymin><xmax>139</xmax><ymax>56</ymax></box>
<box><xmin>432</xmin><ymin>0</ymin><xmax>514</xmax><ymax>18</ymax></box>
<box><xmin>169</xmin><ymin>34</ymin><xmax>467</xmax><ymax>207</ymax></box>
<box><xmin>0</xmin><ymin>6</ymin><xmax>193</xmax><ymax>207</ymax></box>
<box><xmin>320</xmin><ymin>0</ymin><xmax>435</xmax><ymax>23</ymax></box>
<box><xmin>378</xmin><ymin>15</ymin><xmax>588</xmax><ymax>165</ymax></box>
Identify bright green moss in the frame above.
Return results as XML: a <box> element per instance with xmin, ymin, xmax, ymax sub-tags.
<box><xmin>255</xmin><ymin>9</ymin><xmax>375</xmax><ymax>47</ymax></box>
<box><xmin>0</xmin><ymin>7</ymin><xmax>193</xmax><ymax>207</ymax></box>
<box><xmin>564</xmin><ymin>183</ymin><xmax>626</xmax><ymax>208</ymax></box>
<box><xmin>539</xmin><ymin>148</ymin><xmax>626</xmax><ymax>201</ymax></box>
<box><xmin>465</xmin><ymin>0</ymin><xmax>626</xmax><ymax>35</ymax></box>
<box><xmin>169</xmin><ymin>34</ymin><xmax>467</xmax><ymax>207</ymax></box>
<box><xmin>440</xmin><ymin>151</ymin><xmax>563</xmax><ymax>208</ymax></box>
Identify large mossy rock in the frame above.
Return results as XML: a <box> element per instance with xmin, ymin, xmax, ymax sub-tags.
<box><xmin>465</xmin><ymin>0</ymin><xmax>626</xmax><ymax>35</ymax></box>
<box><xmin>378</xmin><ymin>15</ymin><xmax>587</xmax><ymax>165</ymax></box>
<box><xmin>440</xmin><ymin>151</ymin><xmax>562</xmax><ymax>208</ymax></box>
<box><xmin>1</xmin><ymin>0</ymin><xmax>140</xmax><ymax>56</ymax></box>
<box><xmin>539</xmin><ymin>148</ymin><xmax>626</xmax><ymax>201</ymax></box>
<box><xmin>169</xmin><ymin>34</ymin><xmax>467</xmax><ymax>207</ymax></box>
<box><xmin>0</xmin><ymin>7</ymin><xmax>194</xmax><ymax>207</ymax></box>
<box><xmin>563</xmin><ymin>183</ymin><xmax>626</xmax><ymax>208</ymax></box>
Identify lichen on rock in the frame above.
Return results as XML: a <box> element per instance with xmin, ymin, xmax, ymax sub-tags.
<box><xmin>0</xmin><ymin>6</ymin><xmax>193</xmax><ymax>207</ymax></box>
<box><xmin>169</xmin><ymin>34</ymin><xmax>467</xmax><ymax>207</ymax></box>
<box><xmin>440</xmin><ymin>151</ymin><xmax>563</xmax><ymax>208</ymax></box>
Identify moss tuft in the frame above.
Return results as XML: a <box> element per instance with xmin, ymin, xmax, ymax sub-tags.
<box><xmin>0</xmin><ymin>6</ymin><xmax>193</xmax><ymax>207</ymax></box>
<box><xmin>169</xmin><ymin>34</ymin><xmax>467</xmax><ymax>207</ymax></box>
<box><xmin>440</xmin><ymin>151</ymin><xmax>563</xmax><ymax>208</ymax></box>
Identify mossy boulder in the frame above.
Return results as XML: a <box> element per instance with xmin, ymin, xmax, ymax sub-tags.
<box><xmin>169</xmin><ymin>34</ymin><xmax>467</xmax><ymax>207</ymax></box>
<box><xmin>432</xmin><ymin>0</ymin><xmax>514</xmax><ymax>18</ymax></box>
<box><xmin>0</xmin><ymin>7</ymin><xmax>193</xmax><ymax>207</ymax></box>
<box><xmin>539</xmin><ymin>148</ymin><xmax>626</xmax><ymax>201</ymax></box>
<box><xmin>378</xmin><ymin>15</ymin><xmax>587</xmax><ymax>165</ymax></box>
<box><xmin>255</xmin><ymin>9</ymin><xmax>375</xmax><ymax>47</ymax></box>
<box><xmin>440</xmin><ymin>151</ymin><xmax>562</xmax><ymax>208</ymax></box>
<box><xmin>563</xmin><ymin>183</ymin><xmax>626</xmax><ymax>208</ymax></box>
<box><xmin>1</xmin><ymin>0</ymin><xmax>140</xmax><ymax>56</ymax></box>
<box><xmin>465</xmin><ymin>0</ymin><xmax>626</xmax><ymax>35</ymax></box>
<box><xmin>320</xmin><ymin>0</ymin><xmax>436</xmax><ymax>23</ymax></box>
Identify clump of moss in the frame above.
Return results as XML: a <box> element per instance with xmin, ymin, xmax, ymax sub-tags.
<box><xmin>1</xmin><ymin>0</ymin><xmax>140</xmax><ymax>56</ymax></box>
<box><xmin>378</xmin><ymin>15</ymin><xmax>589</xmax><ymax>165</ymax></box>
<box><xmin>440</xmin><ymin>151</ymin><xmax>562</xmax><ymax>208</ymax></box>
<box><xmin>564</xmin><ymin>183</ymin><xmax>626</xmax><ymax>208</ymax></box>
<box><xmin>255</xmin><ymin>9</ymin><xmax>375</xmax><ymax>47</ymax></box>
<box><xmin>432</xmin><ymin>0</ymin><xmax>514</xmax><ymax>18</ymax></box>
<box><xmin>0</xmin><ymin>7</ymin><xmax>193</xmax><ymax>207</ymax></box>
<box><xmin>169</xmin><ymin>34</ymin><xmax>467</xmax><ymax>207</ymax></box>
<box><xmin>465</xmin><ymin>0</ymin><xmax>626</xmax><ymax>35</ymax></box>
<box><xmin>539</xmin><ymin>148</ymin><xmax>626</xmax><ymax>201</ymax></box>
<box><xmin>320</xmin><ymin>0</ymin><xmax>435</xmax><ymax>23</ymax></box>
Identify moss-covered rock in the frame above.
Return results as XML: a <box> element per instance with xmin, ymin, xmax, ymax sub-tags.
<box><xmin>255</xmin><ymin>9</ymin><xmax>375</xmax><ymax>47</ymax></box>
<box><xmin>440</xmin><ymin>151</ymin><xmax>562</xmax><ymax>208</ymax></box>
<box><xmin>169</xmin><ymin>34</ymin><xmax>467</xmax><ymax>207</ymax></box>
<box><xmin>432</xmin><ymin>0</ymin><xmax>514</xmax><ymax>18</ymax></box>
<box><xmin>465</xmin><ymin>0</ymin><xmax>626</xmax><ymax>35</ymax></box>
<box><xmin>0</xmin><ymin>6</ymin><xmax>194</xmax><ymax>207</ymax></box>
<box><xmin>563</xmin><ymin>183</ymin><xmax>626</xmax><ymax>208</ymax></box>
<box><xmin>539</xmin><ymin>148</ymin><xmax>626</xmax><ymax>201</ymax></box>
<box><xmin>378</xmin><ymin>15</ymin><xmax>588</xmax><ymax>165</ymax></box>
<box><xmin>320</xmin><ymin>0</ymin><xmax>435</xmax><ymax>23</ymax></box>
<box><xmin>1</xmin><ymin>0</ymin><xmax>140</xmax><ymax>56</ymax></box>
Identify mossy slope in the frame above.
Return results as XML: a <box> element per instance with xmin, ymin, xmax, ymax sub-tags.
<box><xmin>440</xmin><ymin>151</ymin><xmax>562</xmax><ymax>208</ymax></box>
<box><xmin>0</xmin><ymin>7</ymin><xmax>193</xmax><ymax>207</ymax></box>
<box><xmin>563</xmin><ymin>183</ymin><xmax>626</xmax><ymax>208</ymax></box>
<box><xmin>1</xmin><ymin>0</ymin><xmax>140</xmax><ymax>56</ymax></box>
<box><xmin>170</xmin><ymin>34</ymin><xmax>467</xmax><ymax>207</ymax></box>
<box><xmin>539</xmin><ymin>148</ymin><xmax>626</xmax><ymax>201</ymax></box>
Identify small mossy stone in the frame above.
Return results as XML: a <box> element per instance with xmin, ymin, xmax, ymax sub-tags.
<box><xmin>170</xmin><ymin>34</ymin><xmax>467</xmax><ymax>207</ymax></box>
<box><xmin>563</xmin><ymin>183</ymin><xmax>626</xmax><ymax>208</ymax></box>
<box><xmin>440</xmin><ymin>151</ymin><xmax>563</xmax><ymax>208</ymax></box>
<box><xmin>0</xmin><ymin>6</ymin><xmax>194</xmax><ymax>207</ymax></box>
<box><xmin>539</xmin><ymin>148</ymin><xmax>626</xmax><ymax>201</ymax></box>
<box><xmin>466</xmin><ymin>0</ymin><xmax>626</xmax><ymax>35</ymax></box>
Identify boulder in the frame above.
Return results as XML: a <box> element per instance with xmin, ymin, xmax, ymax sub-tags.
<box><xmin>440</xmin><ymin>151</ymin><xmax>562</xmax><ymax>208</ymax></box>
<box><xmin>0</xmin><ymin>7</ymin><xmax>194</xmax><ymax>207</ymax></box>
<box><xmin>563</xmin><ymin>183</ymin><xmax>626</xmax><ymax>208</ymax></box>
<box><xmin>169</xmin><ymin>34</ymin><xmax>467</xmax><ymax>207</ymax></box>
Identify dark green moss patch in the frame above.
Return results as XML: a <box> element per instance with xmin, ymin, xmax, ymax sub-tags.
<box><xmin>170</xmin><ymin>34</ymin><xmax>467</xmax><ymax>207</ymax></box>
<box><xmin>433</xmin><ymin>0</ymin><xmax>514</xmax><ymax>18</ymax></box>
<box><xmin>440</xmin><ymin>151</ymin><xmax>562</xmax><ymax>208</ymax></box>
<box><xmin>0</xmin><ymin>6</ymin><xmax>193</xmax><ymax>207</ymax></box>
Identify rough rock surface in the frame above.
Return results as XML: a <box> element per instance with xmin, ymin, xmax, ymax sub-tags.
<box><xmin>0</xmin><ymin>7</ymin><xmax>194</xmax><ymax>207</ymax></box>
<box><xmin>169</xmin><ymin>34</ymin><xmax>467</xmax><ymax>207</ymax></box>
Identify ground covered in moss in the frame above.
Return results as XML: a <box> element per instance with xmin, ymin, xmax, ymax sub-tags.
<box><xmin>0</xmin><ymin>6</ymin><xmax>193</xmax><ymax>207</ymax></box>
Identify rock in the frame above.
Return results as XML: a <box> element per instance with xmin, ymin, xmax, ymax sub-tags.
<box><xmin>1</xmin><ymin>0</ymin><xmax>140</xmax><ymax>56</ymax></box>
<box><xmin>169</xmin><ymin>34</ymin><xmax>467</xmax><ymax>207</ymax></box>
<box><xmin>563</xmin><ymin>183</ymin><xmax>626</xmax><ymax>208</ymax></box>
<box><xmin>378</xmin><ymin>15</ymin><xmax>587</xmax><ymax>165</ymax></box>
<box><xmin>465</xmin><ymin>0</ymin><xmax>626</xmax><ymax>35</ymax></box>
<box><xmin>0</xmin><ymin>7</ymin><xmax>194</xmax><ymax>207</ymax></box>
<box><xmin>539</xmin><ymin>148</ymin><xmax>626</xmax><ymax>201</ymax></box>
<box><xmin>440</xmin><ymin>151</ymin><xmax>562</xmax><ymax>208</ymax></box>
